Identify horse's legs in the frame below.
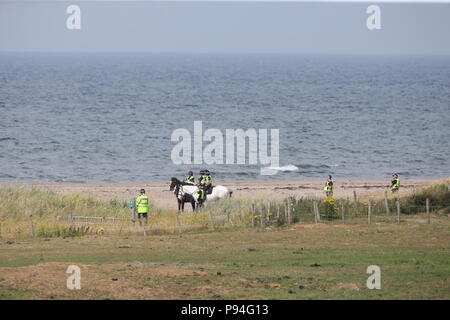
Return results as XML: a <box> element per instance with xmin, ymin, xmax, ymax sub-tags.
<box><xmin>178</xmin><ymin>200</ymin><xmax>181</xmax><ymax>212</ymax></box>
<box><xmin>181</xmin><ymin>201</ymin><xmax>185</xmax><ymax>212</ymax></box>
<box><xmin>191</xmin><ymin>200</ymin><xmax>196</xmax><ymax>212</ymax></box>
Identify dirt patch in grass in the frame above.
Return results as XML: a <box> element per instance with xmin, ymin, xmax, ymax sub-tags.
<box><xmin>334</xmin><ymin>283</ymin><xmax>361</xmax><ymax>291</ymax></box>
<box><xmin>0</xmin><ymin>261</ymin><xmax>219</xmax><ymax>299</ymax></box>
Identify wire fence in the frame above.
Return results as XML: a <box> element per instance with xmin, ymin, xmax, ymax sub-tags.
<box><xmin>244</xmin><ymin>197</ymin><xmax>439</xmax><ymax>227</ymax></box>
<box><xmin>15</xmin><ymin>195</ymin><xmax>446</xmax><ymax>238</ymax></box>
<box><xmin>3</xmin><ymin>183</ymin><xmax>448</xmax><ymax>239</ymax></box>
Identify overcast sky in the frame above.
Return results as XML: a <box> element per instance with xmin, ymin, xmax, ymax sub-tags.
<box><xmin>1</xmin><ymin>1</ymin><xmax>449</xmax><ymax>54</ymax></box>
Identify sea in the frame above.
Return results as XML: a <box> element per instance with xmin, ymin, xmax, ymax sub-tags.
<box><xmin>0</xmin><ymin>53</ymin><xmax>449</xmax><ymax>183</ymax></box>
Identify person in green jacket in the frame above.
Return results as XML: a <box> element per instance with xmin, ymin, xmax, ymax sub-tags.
<box><xmin>201</xmin><ymin>170</ymin><xmax>213</xmax><ymax>194</ymax></box>
<box><xmin>135</xmin><ymin>189</ymin><xmax>149</xmax><ymax>223</ymax></box>
<box><xmin>198</xmin><ymin>170</ymin><xmax>205</xmax><ymax>184</ymax></box>
<box><xmin>324</xmin><ymin>175</ymin><xmax>334</xmax><ymax>197</ymax></box>
<box><xmin>390</xmin><ymin>174</ymin><xmax>400</xmax><ymax>193</ymax></box>
<box><xmin>185</xmin><ymin>171</ymin><xmax>195</xmax><ymax>184</ymax></box>
<box><xmin>195</xmin><ymin>185</ymin><xmax>206</xmax><ymax>207</ymax></box>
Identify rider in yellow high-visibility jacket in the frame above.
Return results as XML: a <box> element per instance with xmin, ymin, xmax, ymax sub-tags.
<box><xmin>196</xmin><ymin>185</ymin><xmax>206</xmax><ymax>205</ymax></box>
<box><xmin>136</xmin><ymin>189</ymin><xmax>149</xmax><ymax>221</ymax></box>
<box><xmin>200</xmin><ymin>170</ymin><xmax>212</xmax><ymax>194</ymax></box>
<box><xmin>391</xmin><ymin>174</ymin><xmax>400</xmax><ymax>193</ymax></box>
<box><xmin>185</xmin><ymin>171</ymin><xmax>195</xmax><ymax>184</ymax></box>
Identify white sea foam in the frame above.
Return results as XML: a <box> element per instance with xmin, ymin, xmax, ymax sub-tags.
<box><xmin>263</xmin><ymin>164</ymin><xmax>299</xmax><ymax>172</ymax></box>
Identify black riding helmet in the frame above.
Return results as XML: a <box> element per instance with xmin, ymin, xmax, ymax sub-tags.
<box><xmin>140</xmin><ymin>189</ymin><xmax>145</xmax><ymax>194</ymax></box>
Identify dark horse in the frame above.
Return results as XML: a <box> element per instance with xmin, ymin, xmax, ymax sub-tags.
<box><xmin>169</xmin><ymin>177</ymin><xmax>197</xmax><ymax>212</ymax></box>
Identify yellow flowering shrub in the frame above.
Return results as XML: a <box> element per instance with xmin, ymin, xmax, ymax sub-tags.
<box><xmin>322</xmin><ymin>197</ymin><xmax>339</xmax><ymax>220</ymax></box>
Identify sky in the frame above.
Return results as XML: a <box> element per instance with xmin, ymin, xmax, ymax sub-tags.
<box><xmin>0</xmin><ymin>1</ymin><xmax>449</xmax><ymax>54</ymax></box>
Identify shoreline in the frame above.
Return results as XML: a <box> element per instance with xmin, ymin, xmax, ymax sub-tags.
<box><xmin>5</xmin><ymin>178</ymin><xmax>445</xmax><ymax>211</ymax></box>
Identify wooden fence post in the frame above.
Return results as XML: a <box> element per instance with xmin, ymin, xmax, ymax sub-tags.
<box><xmin>284</xmin><ymin>201</ymin><xmax>288</xmax><ymax>223</ymax></box>
<box><xmin>396</xmin><ymin>199</ymin><xmax>401</xmax><ymax>225</ymax></box>
<box><xmin>313</xmin><ymin>201</ymin><xmax>317</xmax><ymax>223</ymax></box>
<box><xmin>276</xmin><ymin>205</ymin><xmax>280</xmax><ymax>219</ymax></box>
<box><xmin>176</xmin><ymin>212</ymin><xmax>183</xmax><ymax>234</ymax></box>
<box><xmin>384</xmin><ymin>190</ymin><xmax>390</xmax><ymax>215</ymax></box>
<box><xmin>287</xmin><ymin>201</ymin><xmax>291</xmax><ymax>225</ymax></box>
<box><xmin>426</xmin><ymin>198</ymin><xmax>430</xmax><ymax>224</ymax></box>
<box><xmin>291</xmin><ymin>202</ymin><xmax>296</xmax><ymax>223</ymax></box>
<box><xmin>209</xmin><ymin>211</ymin><xmax>216</xmax><ymax>230</ymax></box>
<box><xmin>261</xmin><ymin>208</ymin><xmax>266</xmax><ymax>229</ymax></box>
<box><xmin>251</xmin><ymin>203</ymin><xmax>255</xmax><ymax>227</ymax></box>
<box><xmin>313</xmin><ymin>201</ymin><xmax>320</xmax><ymax>223</ymax></box>
<box><xmin>353</xmin><ymin>190</ymin><xmax>358</xmax><ymax>216</ymax></box>
<box><xmin>317</xmin><ymin>201</ymin><xmax>321</xmax><ymax>222</ymax></box>
<box><xmin>341</xmin><ymin>201</ymin><xmax>345</xmax><ymax>224</ymax></box>
<box><xmin>141</xmin><ymin>218</ymin><xmax>148</xmax><ymax>236</ymax></box>
<box><xmin>368</xmin><ymin>200</ymin><xmax>372</xmax><ymax>225</ymax></box>
<box><xmin>28</xmin><ymin>215</ymin><xmax>35</xmax><ymax>238</ymax></box>
<box><xmin>101</xmin><ymin>217</ymin><xmax>107</xmax><ymax>233</ymax></box>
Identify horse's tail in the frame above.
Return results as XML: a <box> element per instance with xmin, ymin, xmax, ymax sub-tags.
<box><xmin>228</xmin><ymin>190</ymin><xmax>233</xmax><ymax>198</ymax></box>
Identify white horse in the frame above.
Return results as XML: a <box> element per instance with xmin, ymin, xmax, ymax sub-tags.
<box><xmin>169</xmin><ymin>177</ymin><xmax>233</xmax><ymax>212</ymax></box>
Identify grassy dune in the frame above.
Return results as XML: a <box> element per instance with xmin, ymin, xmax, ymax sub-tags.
<box><xmin>1</xmin><ymin>180</ymin><xmax>449</xmax><ymax>238</ymax></box>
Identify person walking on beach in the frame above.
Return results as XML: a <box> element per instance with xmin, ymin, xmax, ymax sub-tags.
<box><xmin>390</xmin><ymin>174</ymin><xmax>400</xmax><ymax>193</ymax></box>
<box><xmin>324</xmin><ymin>175</ymin><xmax>334</xmax><ymax>197</ymax></box>
<box><xmin>135</xmin><ymin>189</ymin><xmax>149</xmax><ymax>224</ymax></box>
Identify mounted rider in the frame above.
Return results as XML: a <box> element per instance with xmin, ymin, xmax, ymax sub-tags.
<box><xmin>195</xmin><ymin>184</ymin><xmax>206</xmax><ymax>206</ymax></box>
<box><xmin>184</xmin><ymin>171</ymin><xmax>195</xmax><ymax>184</ymax></box>
<box><xmin>194</xmin><ymin>170</ymin><xmax>206</xmax><ymax>204</ymax></box>
<box><xmin>195</xmin><ymin>169</ymin><xmax>212</xmax><ymax>205</ymax></box>
<box><xmin>197</xmin><ymin>170</ymin><xmax>205</xmax><ymax>184</ymax></box>
<box><xmin>170</xmin><ymin>173</ymin><xmax>232</xmax><ymax>210</ymax></box>
<box><xmin>200</xmin><ymin>169</ymin><xmax>213</xmax><ymax>195</ymax></box>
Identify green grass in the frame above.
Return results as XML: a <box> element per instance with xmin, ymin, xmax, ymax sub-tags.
<box><xmin>0</xmin><ymin>220</ymin><xmax>448</xmax><ymax>299</ymax></box>
<box><xmin>0</xmin><ymin>182</ymin><xmax>449</xmax><ymax>299</ymax></box>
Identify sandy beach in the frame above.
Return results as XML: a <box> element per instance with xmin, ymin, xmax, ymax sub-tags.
<box><xmin>24</xmin><ymin>178</ymin><xmax>442</xmax><ymax>211</ymax></box>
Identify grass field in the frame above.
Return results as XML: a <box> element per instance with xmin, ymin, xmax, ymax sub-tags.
<box><xmin>1</xmin><ymin>182</ymin><xmax>449</xmax><ymax>299</ymax></box>
<box><xmin>1</xmin><ymin>215</ymin><xmax>449</xmax><ymax>300</ymax></box>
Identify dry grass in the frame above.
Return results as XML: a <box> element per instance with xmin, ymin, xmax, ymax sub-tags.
<box><xmin>1</xmin><ymin>180</ymin><xmax>450</xmax><ymax>239</ymax></box>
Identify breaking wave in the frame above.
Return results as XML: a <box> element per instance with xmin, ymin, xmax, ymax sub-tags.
<box><xmin>262</xmin><ymin>164</ymin><xmax>299</xmax><ymax>172</ymax></box>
